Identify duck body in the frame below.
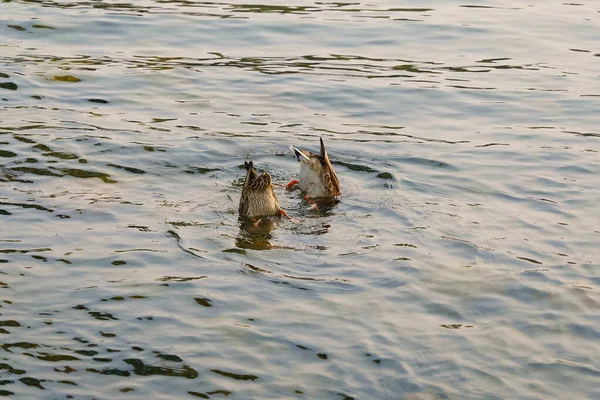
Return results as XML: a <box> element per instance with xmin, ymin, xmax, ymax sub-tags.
<box><xmin>239</xmin><ymin>161</ymin><xmax>282</xmax><ymax>218</ymax></box>
<box><xmin>297</xmin><ymin>158</ymin><xmax>332</xmax><ymax>198</ymax></box>
<box><xmin>289</xmin><ymin>138</ymin><xmax>340</xmax><ymax>198</ymax></box>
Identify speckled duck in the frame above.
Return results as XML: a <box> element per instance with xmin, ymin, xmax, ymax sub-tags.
<box><xmin>239</xmin><ymin>161</ymin><xmax>290</xmax><ymax>219</ymax></box>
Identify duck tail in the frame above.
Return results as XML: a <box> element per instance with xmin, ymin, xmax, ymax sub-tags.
<box><xmin>289</xmin><ymin>145</ymin><xmax>309</xmax><ymax>161</ymax></box>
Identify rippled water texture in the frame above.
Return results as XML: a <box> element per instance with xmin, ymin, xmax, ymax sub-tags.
<box><xmin>1</xmin><ymin>1</ymin><xmax>599</xmax><ymax>399</ymax></box>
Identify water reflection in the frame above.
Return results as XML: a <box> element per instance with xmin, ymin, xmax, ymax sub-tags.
<box><xmin>2</xmin><ymin>0</ymin><xmax>600</xmax><ymax>399</ymax></box>
<box><xmin>297</xmin><ymin>196</ymin><xmax>339</xmax><ymax>219</ymax></box>
<box><xmin>0</xmin><ymin>52</ymin><xmax>543</xmax><ymax>82</ymax></box>
<box><xmin>236</xmin><ymin>217</ymin><xmax>278</xmax><ymax>250</ymax></box>
<box><xmin>17</xmin><ymin>0</ymin><xmax>435</xmax><ymax>19</ymax></box>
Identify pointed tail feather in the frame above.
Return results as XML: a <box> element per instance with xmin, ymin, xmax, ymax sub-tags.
<box><xmin>289</xmin><ymin>145</ymin><xmax>309</xmax><ymax>161</ymax></box>
<box><xmin>244</xmin><ymin>160</ymin><xmax>259</xmax><ymax>182</ymax></box>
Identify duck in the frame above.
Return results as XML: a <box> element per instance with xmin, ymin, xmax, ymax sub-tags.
<box><xmin>287</xmin><ymin>137</ymin><xmax>340</xmax><ymax>198</ymax></box>
<box><xmin>239</xmin><ymin>161</ymin><xmax>291</xmax><ymax>219</ymax></box>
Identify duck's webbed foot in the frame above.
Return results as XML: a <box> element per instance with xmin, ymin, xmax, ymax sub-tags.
<box><xmin>285</xmin><ymin>179</ymin><xmax>299</xmax><ymax>190</ymax></box>
<box><xmin>304</xmin><ymin>195</ymin><xmax>319</xmax><ymax>211</ymax></box>
<box><xmin>279</xmin><ymin>208</ymin><xmax>300</xmax><ymax>223</ymax></box>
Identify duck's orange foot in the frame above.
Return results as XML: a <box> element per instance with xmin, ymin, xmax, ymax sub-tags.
<box><xmin>252</xmin><ymin>218</ymin><xmax>263</xmax><ymax>227</ymax></box>
<box><xmin>285</xmin><ymin>179</ymin><xmax>299</xmax><ymax>190</ymax></box>
<box><xmin>304</xmin><ymin>195</ymin><xmax>319</xmax><ymax>210</ymax></box>
<box><xmin>279</xmin><ymin>208</ymin><xmax>301</xmax><ymax>223</ymax></box>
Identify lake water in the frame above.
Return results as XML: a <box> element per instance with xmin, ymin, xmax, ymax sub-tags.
<box><xmin>1</xmin><ymin>1</ymin><xmax>599</xmax><ymax>399</ymax></box>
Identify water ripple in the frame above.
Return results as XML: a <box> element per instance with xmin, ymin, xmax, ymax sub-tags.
<box><xmin>2</xmin><ymin>0</ymin><xmax>600</xmax><ymax>399</ymax></box>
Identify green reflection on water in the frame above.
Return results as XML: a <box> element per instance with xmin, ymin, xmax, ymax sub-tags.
<box><xmin>210</xmin><ymin>369</ymin><xmax>258</xmax><ymax>381</ymax></box>
<box><xmin>0</xmin><ymin>363</ymin><xmax>26</xmax><ymax>375</ymax></box>
<box><xmin>53</xmin><ymin>75</ymin><xmax>81</xmax><ymax>83</ymax></box>
<box><xmin>124</xmin><ymin>358</ymin><xmax>198</xmax><ymax>379</ymax></box>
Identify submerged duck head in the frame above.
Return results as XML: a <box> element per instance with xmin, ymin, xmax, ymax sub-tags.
<box><xmin>289</xmin><ymin>138</ymin><xmax>340</xmax><ymax>198</ymax></box>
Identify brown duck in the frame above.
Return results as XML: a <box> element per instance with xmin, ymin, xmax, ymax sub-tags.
<box><xmin>239</xmin><ymin>161</ymin><xmax>290</xmax><ymax>219</ymax></box>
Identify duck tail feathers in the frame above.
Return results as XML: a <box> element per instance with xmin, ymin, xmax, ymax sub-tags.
<box><xmin>289</xmin><ymin>145</ymin><xmax>309</xmax><ymax>161</ymax></box>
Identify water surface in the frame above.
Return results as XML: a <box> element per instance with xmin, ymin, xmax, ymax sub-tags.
<box><xmin>1</xmin><ymin>1</ymin><xmax>599</xmax><ymax>399</ymax></box>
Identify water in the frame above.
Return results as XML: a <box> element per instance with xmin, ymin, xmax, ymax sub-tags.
<box><xmin>1</xmin><ymin>1</ymin><xmax>599</xmax><ymax>399</ymax></box>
